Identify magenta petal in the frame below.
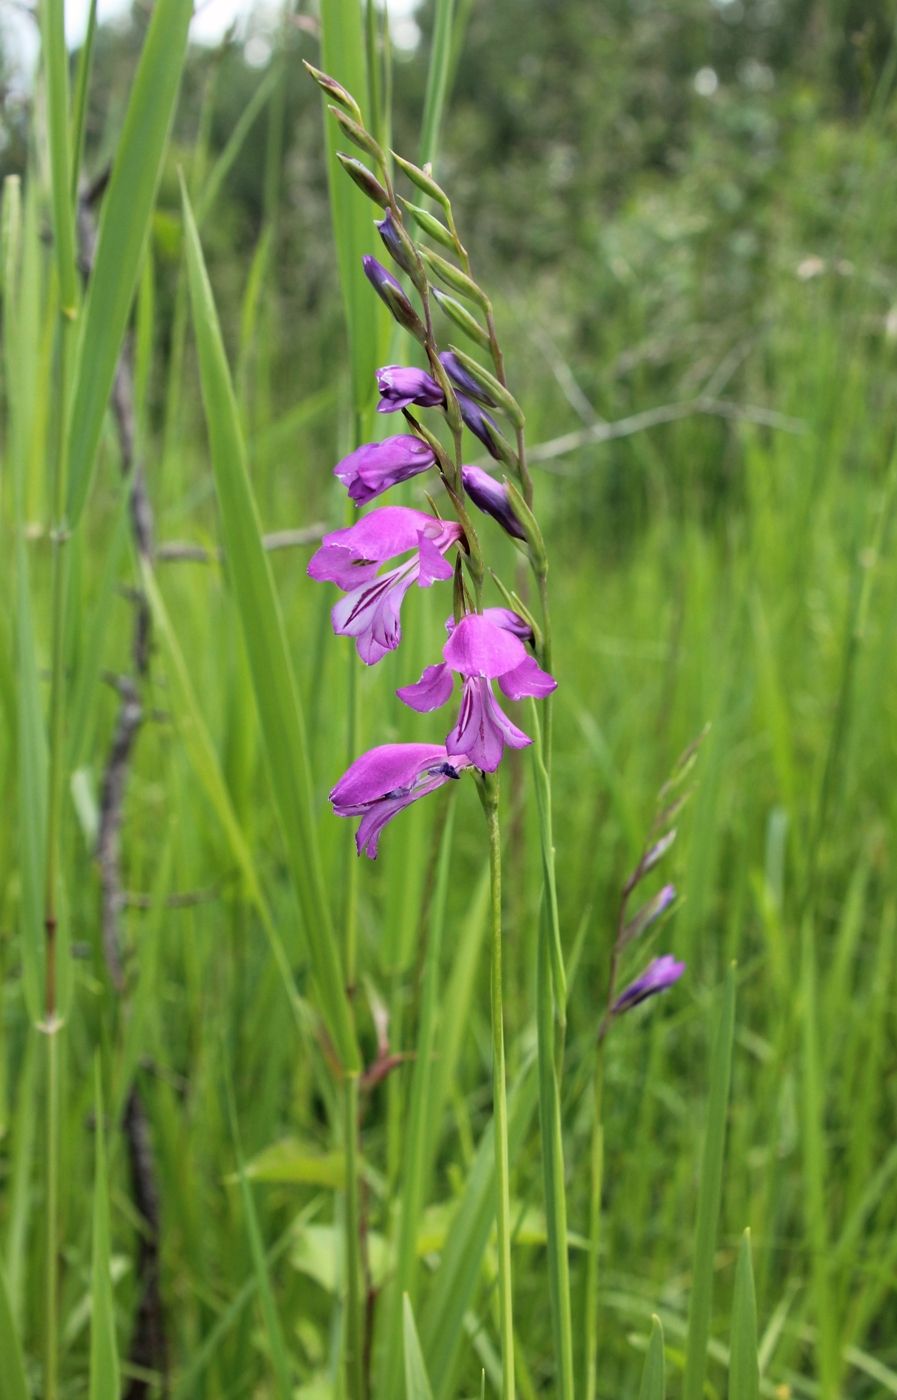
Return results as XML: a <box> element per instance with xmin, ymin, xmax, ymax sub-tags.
<box><xmin>444</xmin><ymin>607</ymin><xmax>531</xmax><ymax>641</ymax></box>
<box><xmin>397</xmin><ymin>663</ymin><xmax>454</xmax><ymax>712</ymax></box>
<box><xmin>330</xmin><ymin>742</ymin><xmax>469</xmax><ymax>858</ymax></box>
<box><xmin>417</xmin><ymin>531</ymin><xmax>454</xmax><ymax>586</ymax></box>
<box><xmin>331</xmin><ymin>562</ymin><xmax>416</xmax><ymax>665</ymax></box>
<box><xmin>498</xmin><ymin>655</ymin><xmax>557</xmax><ymax>701</ymax></box>
<box><xmin>443</xmin><ymin>612</ymin><xmax>527</xmax><ymax>678</ymax></box>
<box><xmin>445</xmin><ymin>675</ymin><xmax>531</xmax><ymax>772</ymax></box>
<box><xmin>317</xmin><ymin>507</ymin><xmax>440</xmax><ymax>566</ymax></box>
<box><xmin>331</xmin><ymin>743</ymin><xmax>447</xmax><ymax>809</ymax></box>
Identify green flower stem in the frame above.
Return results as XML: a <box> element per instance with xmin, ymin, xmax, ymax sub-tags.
<box><xmin>343</xmin><ymin>419</ymin><xmax>365</xmax><ymax>1400</ymax></box>
<box><xmin>484</xmin><ymin>776</ymin><xmax>515</xmax><ymax>1400</ymax></box>
<box><xmin>344</xmin><ymin>1072</ymin><xmax>365</xmax><ymax>1399</ymax></box>
<box><xmin>583</xmin><ymin>1042</ymin><xmax>606</xmax><ymax>1400</ymax></box>
<box><xmin>42</xmin><ymin>303</ymin><xmax>75</xmax><ymax>1400</ymax></box>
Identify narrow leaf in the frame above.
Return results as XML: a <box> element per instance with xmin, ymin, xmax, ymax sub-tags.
<box><xmin>638</xmin><ymin>1315</ymin><xmax>666</xmax><ymax>1400</ymax></box>
<box><xmin>682</xmin><ymin>963</ymin><xmax>737</xmax><ymax>1400</ymax></box>
<box><xmin>67</xmin><ymin>0</ymin><xmax>192</xmax><ymax>523</ymax></box>
<box><xmin>181</xmin><ymin>186</ymin><xmax>358</xmax><ymax>1070</ymax></box>
<box><xmin>403</xmin><ymin>1295</ymin><xmax>435</xmax><ymax>1400</ymax></box>
<box><xmin>730</xmin><ymin>1229</ymin><xmax>760</xmax><ymax>1400</ymax></box>
<box><xmin>0</xmin><ymin>1265</ymin><xmax>28</xmax><ymax>1400</ymax></box>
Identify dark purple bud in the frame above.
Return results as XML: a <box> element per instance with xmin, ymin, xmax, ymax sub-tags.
<box><xmin>440</xmin><ymin>351</ymin><xmax>497</xmax><ymax>406</ymax></box>
<box><xmin>461</xmin><ymin>465</ymin><xmax>525</xmax><ymax>540</ymax></box>
<box><xmin>456</xmin><ymin>392</ymin><xmax>516</xmax><ymax>466</ymax></box>
<box><xmin>612</xmin><ymin>955</ymin><xmax>685</xmax><ymax>1016</ymax></box>
<box><xmin>362</xmin><ymin>255</ymin><xmax>426</xmax><ymax>344</ymax></box>
<box><xmin>376</xmin><ymin>366</ymin><xmax>445</xmax><ymax>414</ymax></box>
<box><xmin>375</xmin><ymin>210</ymin><xmax>421</xmax><ymax>281</ymax></box>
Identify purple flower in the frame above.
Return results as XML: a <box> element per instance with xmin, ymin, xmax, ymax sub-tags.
<box><xmin>376</xmin><ymin>367</ymin><xmax>445</xmax><ymax>414</ymax></box>
<box><xmin>334</xmin><ymin>435</ymin><xmax>435</xmax><ymax>506</ymax></box>
<box><xmin>612</xmin><ymin>955</ymin><xmax>686</xmax><ymax>1015</ymax></box>
<box><xmin>308</xmin><ymin>506</ymin><xmax>462</xmax><ymax>665</ymax></box>
<box><xmin>439</xmin><ymin>351</ymin><xmax>497</xmax><ymax>406</ymax></box>
<box><xmin>445</xmin><ymin>607</ymin><xmax>532</xmax><ymax>642</ymax></box>
<box><xmin>398</xmin><ymin>611</ymin><xmax>556</xmax><ymax>772</ymax></box>
<box><xmin>331</xmin><ymin>743</ymin><xmax>470</xmax><ymax>858</ymax></box>
<box><xmin>462</xmin><ymin>464</ymin><xmax>525</xmax><ymax>540</ymax></box>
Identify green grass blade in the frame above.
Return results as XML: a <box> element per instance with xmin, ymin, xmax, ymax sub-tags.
<box><xmin>638</xmin><ymin>1316</ymin><xmax>666</xmax><ymax>1400</ymax></box>
<box><xmin>66</xmin><ymin>0</ymin><xmax>192</xmax><ymax>524</ymax></box>
<box><xmin>419</xmin><ymin>0</ymin><xmax>458</xmax><ymax>166</ymax></box>
<box><xmin>423</xmin><ymin>1059</ymin><xmax>538</xmax><ymax>1397</ymax></box>
<box><xmin>379</xmin><ymin>810</ymin><xmax>455</xmax><ymax>1396</ymax></box>
<box><xmin>39</xmin><ymin>0</ymin><xmax>77</xmax><ymax>314</ymax></box>
<box><xmin>682</xmin><ymin>962</ymin><xmax>736</xmax><ymax>1400</ymax></box>
<box><xmin>224</xmin><ymin>1067</ymin><xmax>294</xmax><ymax>1400</ymax></box>
<box><xmin>70</xmin><ymin>0</ymin><xmax>99</xmax><ymax>202</ymax></box>
<box><xmin>140</xmin><ymin>561</ymin><xmax>305</xmax><ymax>1025</ymax></box>
<box><xmin>89</xmin><ymin>1066</ymin><xmax>120</xmax><ymax>1400</ymax></box>
<box><xmin>180</xmin><ymin>185</ymin><xmax>358</xmax><ymax>1071</ymax></box>
<box><xmin>0</xmin><ymin>1263</ymin><xmax>28</xmax><ymax>1400</ymax></box>
<box><xmin>320</xmin><ymin>0</ymin><xmax>382</xmax><ymax>417</ymax></box>
<box><xmin>404</xmin><ymin>1294</ymin><xmax>435</xmax><ymax>1400</ymax></box>
<box><xmin>196</xmin><ymin>63</ymin><xmax>283</xmax><ymax>227</ymax></box>
<box><xmin>730</xmin><ymin>1230</ymin><xmax>760</xmax><ymax>1400</ymax></box>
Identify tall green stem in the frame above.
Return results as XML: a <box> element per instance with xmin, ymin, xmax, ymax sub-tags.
<box><xmin>344</xmin><ymin>1073</ymin><xmax>364</xmax><ymax>1399</ymax></box>
<box><xmin>485</xmin><ymin>779</ymin><xmax>515</xmax><ymax>1400</ymax></box>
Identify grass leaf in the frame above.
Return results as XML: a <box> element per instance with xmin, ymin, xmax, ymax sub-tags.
<box><xmin>683</xmin><ymin>962</ymin><xmax>736</xmax><ymax>1400</ymax></box>
<box><xmin>638</xmin><ymin>1315</ymin><xmax>666</xmax><ymax>1400</ymax></box>
<box><xmin>404</xmin><ymin>1294</ymin><xmax>435</xmax><ymax>1400</ymax></box>
<box><xmin>67</xmin><ymin>0</ymin><xmax>192</xmax><ymax>524</ymax></box>
<box><xmin>730</xmin><ymin>1229</ymin><xmax>759</xmax><ymax>1400</ymax></box>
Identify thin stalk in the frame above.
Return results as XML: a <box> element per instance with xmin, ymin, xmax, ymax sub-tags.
<box><xmin>583</xmin><ymin>1045</ymin><xmax>605</xmax><ymax>1400</ymax></box>
<box><xmin>344</xmin><ymin>416</ymin><xmax>365</xmax><ymax>1399</ymax></box>
<box><xmin>42</xmin><ymin>304</ymin><xmax>75</xmax><ymax>1400</ymax></box>
<box><xmin>344</xmin><ymin>1073</ymin><xmax>364</xmax><ymax>1400</ymax></box>
<box><xmin>484</xmin><ymin>779</ymin><xmax>515</xmax><ymax>1400</ymax></box>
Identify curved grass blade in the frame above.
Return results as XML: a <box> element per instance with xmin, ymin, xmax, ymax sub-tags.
<box><xmin>0</xmin><ymin>1264</ymin><xmax>28</xmax><ymax>1400</ymax></box>
<box><xmin>180</xmin><ymin>186</ymin><xmax>358</xmax><ymax>1071</ymax></box>
<box><xmin>67</xmin><ymin>0</ymin><xmax>192</xmax><ymax>524</ymax></box>
<box><xmin>419</xmin><ymin>0</ymin><xmax>457</xmax><ymax>167</ymax></box>
<box><xmin>730</xmin><ymin>1230</ymin><xmax>759</xmax><ymax>1400</ymax></box>
<box><xmin>224</xmin><ymin>1065</ymin><xmax>293</xmax><ymax>1400</ymax></box>
<box><xmin>683</xmin><ymin>962</ymin><xmax>737</xmax><ymax>1400</ymax></box>
<box><xmin>320</xmin><ymin>0</ymin><xmax>383</xmax><ymax>418</ymax></box>
<box><xmin>638</xmin><ymin>1316</ymin><xmax>666</xmax><ymax>1400</ymax></box>
<box><xmin>404</xmin><ymin>1295</ymin><xmax>435</xmax><ymax>1400</ymax></box>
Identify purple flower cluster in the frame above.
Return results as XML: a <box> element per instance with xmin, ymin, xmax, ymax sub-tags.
<box><xmin>307</xmin><ymin>272</ymin><xmax>556</xmax><ymax>856</ymax></box>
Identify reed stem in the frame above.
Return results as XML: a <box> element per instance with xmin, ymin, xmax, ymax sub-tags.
<box><xmin>485</xmin><ymin>778</ymin><xmax>515</xmax><ymax>1400</ymax></box>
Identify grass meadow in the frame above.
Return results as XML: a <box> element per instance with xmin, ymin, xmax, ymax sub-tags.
<box><xmin>2</xmin><ymin>0</ymin><xmax>897</xmax><ymax>1395</ymax></box>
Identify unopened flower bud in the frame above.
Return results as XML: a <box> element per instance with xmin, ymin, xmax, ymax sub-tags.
<box><xmin>440</xmin><ymin>351</ymin><xmax>497</xmax><ymax>406</ymax></box>
<box><xmin>362</xmin><ymin>255</ymin><xmax>427</xmax><ymax>344</ymax></box>
<box><xmin>432</xmin><ymin>289</ymin><xmax>491</xmax><ymax>350</ymax></box>
<box><xmin>302</xmin><ymin>61</ymin><xmax>363</xmax><ymax>124</ymax></box>
<box><xmin>375</xmin><ymin>210</ymin><xmax>423</xmax><ymax>283</ymax></box>
<box><xmin>461</xmin><ymin>465</ymin><xmax>525</xmax><ymax>540</ymax></box>
<box><xmin>457</xmin><ymin>393</ymin><xmax>517</xmax><ymax>468</ymax></box>
<box><xmin>337</xmin><ymin>154</ymin><xmax>389</xmax><ymax>207</ymax></box>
